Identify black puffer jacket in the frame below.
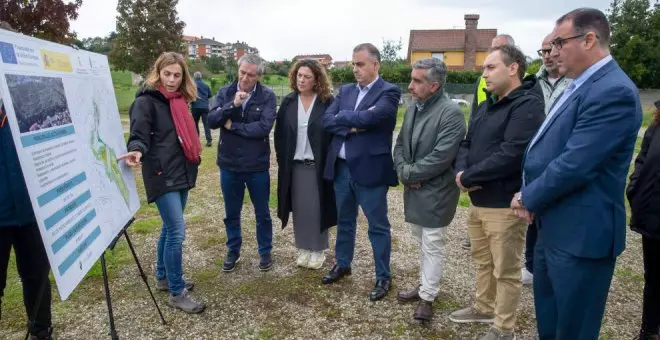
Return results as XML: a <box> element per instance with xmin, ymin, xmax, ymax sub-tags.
<box><xmin>455</xmin><ymin>75</ymin><xmax>545</xmax><ymax>208</ymax></box>
<box><xmin>127</xmin><ymin>88</ymin><xmax>199</xmax><ymax>203</ymax></box>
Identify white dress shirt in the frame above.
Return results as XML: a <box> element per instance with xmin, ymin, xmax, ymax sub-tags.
<box><xmin>293</xmin><ymin>95</ymin><xmax>317</xmax><ymax>161</ymax></box>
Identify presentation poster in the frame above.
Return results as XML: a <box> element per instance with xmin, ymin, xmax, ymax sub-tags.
<box><xmin>0</xmin><ymin>29</ymin><xmax>140</xmax><ymax>300</ymax></box>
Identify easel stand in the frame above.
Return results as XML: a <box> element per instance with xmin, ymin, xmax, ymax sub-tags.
<box><xmin>101</xmin><ymin>218</ymin><xmax>167</xmax><ymax>339</ymax></box>
<box><xmin>24</xmin><ymin>218</ymin><xmax>166</xmax><ymax>340</ymax></box>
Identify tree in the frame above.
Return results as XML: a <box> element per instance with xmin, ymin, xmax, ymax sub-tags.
<box><xmin>0</xmin><ymin>0</ymin><xmax>82</xmax><ymax>43</ymax></box>
<box><xmin>81</xmin><ymin>32</ymin><xmax>116</xmax><ymax>55</ymax></box>
<box><xmin>381</xmin><ymin>38</ymin><xmax>403</xmax><ymax>63</ymax></box>
<box><xmin>109</xmin><ymin>0</ymin><xmax>186</xmax><ymax>75</ymax></box>
<box><xmin>527</xmin><ymin>58</ymin><xmax>543</xmax><ymax>75</ymax></box>
<box><xmin>206</xmin><ymin>56</ymin><xmax>225</xmax><ymax>74</ymax></box>
<box><xmin>608</xmin><ymin>0</ymin><xmax>660</xmax><ymax>88</ymax></box>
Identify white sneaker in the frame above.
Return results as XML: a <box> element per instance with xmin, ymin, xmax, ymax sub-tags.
<box><xmin>306</xmin><ymin>251</ymin><xmax>326</xmax><ymax>270</ymax></box>
<box><xmin>521</xmin><ymin>268</ymin><xmax>533</xmax><ymax>285</ymax></box>
<box><xmin>296</xmin><ymin>249</ymin><xmax>311</xmax><ymax>267</ymax></box>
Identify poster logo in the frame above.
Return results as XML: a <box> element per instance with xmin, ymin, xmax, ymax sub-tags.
<box><xmin>40</xmin><ymin>49</ymin><xmax>73</xmax><ymax>72</ymax></box>
<box><xmin>0</xmin><ymin>41</ymin><xmax>17</xmax><ymax>64</ymax></box>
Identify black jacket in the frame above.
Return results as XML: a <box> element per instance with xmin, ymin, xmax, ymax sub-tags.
<box><xmin>274</xmin><ymin>93</ymin><xmax>337</xmax><ymax>231</ymax></box>
<box><xmin>208</xmin><ymin>82</ymin><xmax>277</xmax><ymax>172</ymax></box>
<box><xmin>627</xmin><ymin>123</ymin><xmax>660</xmax><ymax>239</ymax></box>
<box><xmin>455</xmin><ymin>75</ymin><xmax>545</xmax><ymax>208</ymax></box>
<box><xmin>127</xmin><ymin>88</ymin><xmax>199</xmax><ymax>203</ymax></box>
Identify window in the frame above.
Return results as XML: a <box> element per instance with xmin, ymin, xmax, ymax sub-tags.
<box><xmin>431</xmin><ymin>53</ymin><xmax>444</xmax><ymax>61</ymax></box>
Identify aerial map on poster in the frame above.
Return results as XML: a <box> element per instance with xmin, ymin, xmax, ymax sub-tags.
<box><xmin>0</xmin><ymin>29</ymin><xmax>140</xmax><ymax>300</ymax></box>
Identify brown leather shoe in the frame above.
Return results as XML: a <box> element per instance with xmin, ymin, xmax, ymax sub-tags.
<box><xmin>397</xmin><ymin>285</ymin><xmax>420</xmax><ymax>303</ymax></box>
<box><xmin>413</xmin><ymin>300</ymin><xmax>433</xmax><ymax>323</ymax></box>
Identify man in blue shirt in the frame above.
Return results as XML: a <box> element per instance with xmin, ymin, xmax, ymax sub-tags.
<box><xmin>191</xmin><ymin>72</ymin><xmax>213</xmax><ymax>147</ymax></box>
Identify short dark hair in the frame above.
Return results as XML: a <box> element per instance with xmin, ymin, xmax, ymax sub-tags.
<box><xmin>353</xmin><ymin>43</ymin><xmax>381</xmax><ymax>63</ymax></box>
<box><xmin>490</xmin><ymin>45</ymin><xmax>527</xmax><ymax>81</ymax></box>
<box><xmin>557</xmin><ymin>8</ymin><xmax>610</xmax><ymax>47</ymax></box>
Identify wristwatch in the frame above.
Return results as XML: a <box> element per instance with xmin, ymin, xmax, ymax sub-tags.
<box><xmin>515</xmin><ymin>193</ymin><xmax>524</xmax><ymax>207</ymax></box>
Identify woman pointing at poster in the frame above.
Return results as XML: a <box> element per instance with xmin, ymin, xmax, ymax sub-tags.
<box><xmin>119</xmin><ymin>52</ymin><xmax>205</xmax><ymax>314</ymax></box>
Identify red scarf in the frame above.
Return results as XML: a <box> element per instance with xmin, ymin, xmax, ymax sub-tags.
<box><xmin>158</xmin><ymin>85</ymin><xmax>201</xmax><ymax>164</ymax></box>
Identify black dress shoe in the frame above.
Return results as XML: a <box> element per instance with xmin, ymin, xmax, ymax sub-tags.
<box><xmin>369</xmin><ymin>279</ymin><xmax>391</xmax><ymax>301</ymax></box>
<box><xmin>321</xmin><ymin>264</ymin><xmax>351</xmax><ymax>284</ymax></box>
<box><xmin>397</xmin><ymin>285</ymin><xmax>421</xmax><ymax>303</ymax></box>
<box><xmin>413</xmin><ymin>300</ymin><xmax>433</xmax><ymax>323</ymax></box>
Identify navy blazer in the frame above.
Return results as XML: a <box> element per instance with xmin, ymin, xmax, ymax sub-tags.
<box><xmin>521</xmin><ymin>59</ymin><xmax>642</xmax><ymax>259</ymax></box>
<box><xmin>322</xmin><ymin>78</ymin><xmax>401</xmax><ymax>187</ymax></box>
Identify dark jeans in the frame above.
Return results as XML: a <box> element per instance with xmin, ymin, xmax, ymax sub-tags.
<box><xmin>191</xmin><ymin>108</ymin><xmax>212</xmax><ymax>143</ymax></box>
<box><xmin>642</xmin><ymin>236</ymin><xmax>660</xmax><ymax>335</ymax></box>
<box><xmin>524</xmin><ymin>222</ymin><xmax>538</xmax><ymax>273</ymax></box>
<box><xmin>154</xmin><ymin>190</ymin><xmax>189</xmax><ymax>296</ymax></box>
<box><xmin>0</xmin><ymin>222</ymin><xmax>52</xmax><ymax>337</ymax></box>
<box><xmin>220</xmin><ymin>169</ymin><xmax>273</xmax><ymax>255</ymax></box>
<box><xmin>333</xmin><ymin>160</ymin><xmax>391</xmax><ymax>280</ymax></box>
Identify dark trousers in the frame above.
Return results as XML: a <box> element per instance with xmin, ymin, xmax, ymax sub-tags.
<box><xmin>191</xmin><ymin>108</ymin><xmax>212</xmax><ymax>143</ymax></box>
<box><xmin>525</xmin><ymin>223</ymin><xmax>538</xmax><ymax>273</ymax></box>
<box><xmin>220</xmin><ymin>169</ymin><xmax>273</xmax><ymax>255</ymax></box>
<box><xmin>642</xmin><ymin>236</ymin><xmax>660</xmax><ymax>335</ymax></box>
<box><xmin>333</xmin><ymin>160</ymin><xmax>391</xmax><ymax>280</ymax></box>
<box><xmin>0</xmin><ymin>223</ymin><xmax>52</xmax><ymax>337</ymax></box>
<box><xmin>534</xmin><ymin>230</ymin><xmax>615</xmax><ymax>340</ymax></box>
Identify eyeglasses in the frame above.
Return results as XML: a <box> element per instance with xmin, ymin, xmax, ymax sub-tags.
<box><xmin>537</xmin><ymin>48</ymin><xmax>552</xmax><ymax>57</ymax></box>
<box><xmin>550</xmin><ymin>34</ymin><xmax>587</xmax><ymax>50</ymax></box>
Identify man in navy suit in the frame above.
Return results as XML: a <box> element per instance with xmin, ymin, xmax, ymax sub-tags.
<box><xmin>321</xmin><ymin>43</ymin><xmax>402</xmax><ymax>301</ymax></box>
<box><xmin>512</xmin><ymin>8</ymin><xmax>642</xmax><ymax>339</ymax></box>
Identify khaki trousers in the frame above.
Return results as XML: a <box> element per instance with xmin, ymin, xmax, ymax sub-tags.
<box><xmin>467</xmin><ymin>206</ymin><xmax>526</xmax><ymax>332</ymax></box>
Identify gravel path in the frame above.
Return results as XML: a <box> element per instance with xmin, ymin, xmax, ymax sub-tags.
<box><xmin>0</xmin><ymin>136</ymin><xmax>644</xmax><ymax>340</ymax></box>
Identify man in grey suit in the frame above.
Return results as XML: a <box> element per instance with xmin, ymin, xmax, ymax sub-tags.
<box><xmin>393</xmin><ymin>58</ymin><xmax>466</xmax><ymax>323</ymax></box>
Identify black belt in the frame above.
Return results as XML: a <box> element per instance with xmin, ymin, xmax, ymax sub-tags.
<box><xmin>294</xmin><ymin>159</ymin><xmax>315</xmax><ymax>165</ymax></box>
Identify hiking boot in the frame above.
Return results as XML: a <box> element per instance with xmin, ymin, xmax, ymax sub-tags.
<box><xmin>167</xmin><ymin>288</ymin><xmax>205</xmax><ymax>314</ymax></box>
<box><xmin>296</xmin><ymin>249</ymin><xmax>311</xmax><ymax>267</ymax></box>
<box><xmin>461</xmin><ymin>238</ymin><xmax>471</xmax><ymax>250</ymax></box>
<box><xmin>480</xmin><ymin>326</ymin><xmax>516</xmax><ymax>340</ymax></box>
<box><xmin>397</xmin><ymin>285</ymin><xmax>421</xmax><ymax>303</ymax></box>
<box><xmin>307</xmin><ymin>251</ymin><xmax>326</xmax><ymax>270</ymax></box>
<box><xmin>449</xmin><ymin>306</ymin><xmax>495</xmax><ymax>324</ymax></box>
<box><xmin>222</xmin><ymin>251</ymin><xmax>241</xmax><ymax>272</ymax></box>
<box><xmin>413</xmin><ymin>299</ymin><xmax>433</xmax><ymax>324</ymax></box>
<box><xmin>259</xmin><ymin>253</ymin><xmax>273</xmax><ymax>271</ymax></box>
<box><xmin>156</xmin><ymin>278</ymin><xmax>195</xmax><ymax>292</ymax></box>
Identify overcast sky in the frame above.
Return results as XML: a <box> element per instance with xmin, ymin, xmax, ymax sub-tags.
<box><xmin>70</xmin><ymin>0</ymin><xmax>611</xmax><ymax>61</ymax></box>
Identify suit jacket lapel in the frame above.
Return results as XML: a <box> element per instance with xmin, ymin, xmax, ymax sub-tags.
<box><xmin>346</xmin><ymin>86</ymin><xmax>359</xmax><ymax>111</ymax></box>
<box><xmin>531</xmin><ymin>93</ymin><xmax>579</xmax><ymax>148</ymax></box>
<box><xmin>356</xmin><ymin>78</ymin><xmax>384</xmax><ymax>111</ymax></box>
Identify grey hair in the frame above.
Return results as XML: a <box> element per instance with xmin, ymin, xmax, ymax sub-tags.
<box><xmin>494</xmin><ymin>34</ymin><xmax>515</xmax><ymax>46</ymax></box>
<box><xmin>237</xmin><ymin>54</ymin><xmax>266</xmax><ymax>75</ymax></box>
<box><xmin>353</xmin><ymin>43</ymin><xmax>381</xmax><ymax>63</ymax></box>
<box><xmin>193</xmin><ymin>71</ymin><xmax>202</xmax><ymax>79</ymax></box>
<box><xmin>412</xmin><ymin>58</ymin><xmax>447</xmax><ymax>89</ymax></box>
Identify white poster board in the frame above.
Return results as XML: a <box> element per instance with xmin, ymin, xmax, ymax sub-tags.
<box><xmin>0</xmin><ymin>29</ymin><xmax>140</xmax><ymax>300</ymax></box>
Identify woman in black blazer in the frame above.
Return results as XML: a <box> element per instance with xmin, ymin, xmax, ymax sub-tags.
<box><xmin>274</xmin><ymin>59</ymin><xmax>336</xmax><ymax>269</ymax></box>
<box><xmin>627</xmin><ymin>100</ymin><xmax>660</xmax><ymax>340</ymax></box>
